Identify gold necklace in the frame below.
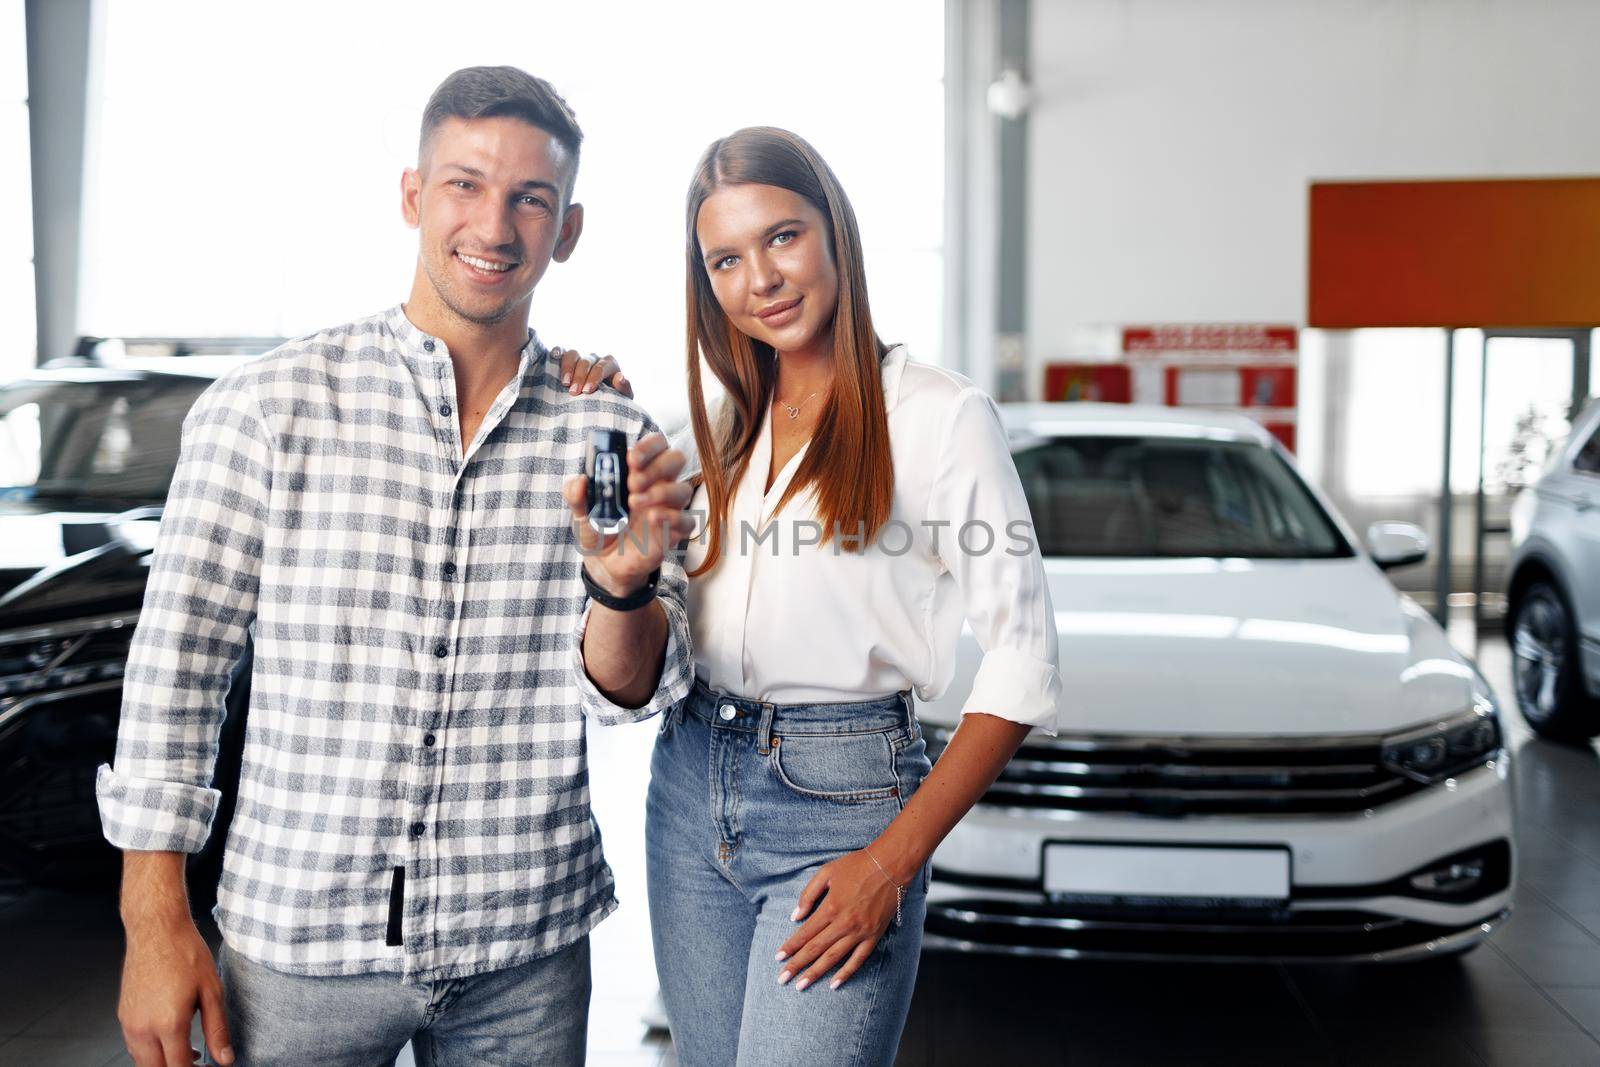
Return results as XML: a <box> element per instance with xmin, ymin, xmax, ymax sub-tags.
<box><xmin>773</xmin><ymin>387</ymin><xmax>822</xmax><ymax>420</ymax></box>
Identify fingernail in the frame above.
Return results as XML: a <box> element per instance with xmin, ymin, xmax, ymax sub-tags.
<box><xmin>777</xmin><ymin>969</ymin><xmax>792</xmax><ymax>984</ymax></box>
<box><xmin>790</xmin><ymin>908</ymin><xmax>802</xmax><ymax>921</ymax></box>
<box><xmin>585</xmin><ymin>382</ymin><xmax>596</xmax><ymax>393</ymax></box>
<box><xmin>795</xmin><ymin>978</ymin><xmax>811</xmax><ymax>991</ymax></box>
<box><xmin>220</xmin><ymin>1050</ymin><xmax>235</xmax><ymax>1065</ymax></box>
<box><xmin>775</xmin><ymin>950</ymin><xmax>788</xmax><ymax>962</ymax></box>
<box><xmin>830</xmin><ymin>979</ymin><xmax>842</xmax><ymax>990</ymax></box>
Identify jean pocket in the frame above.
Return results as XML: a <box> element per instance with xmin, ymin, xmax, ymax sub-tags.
<box><xmin>768</xmin><ymin>730</ymin><xmax>901</xmax><ymax>804</ymax></box>
<box><xmin>658</xmin><ymin>700</ymin><xmax>683</xmax><ymax>742</ymax></box>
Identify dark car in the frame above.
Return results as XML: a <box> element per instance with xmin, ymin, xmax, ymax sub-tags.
<box><xmin>0</xmin><ymin>341</ymin><xmax>274</xmax><ymax>893</ymax></box>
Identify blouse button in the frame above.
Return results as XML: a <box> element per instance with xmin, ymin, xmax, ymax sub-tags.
<box><xmin>719</xmin><ymin>705</ymin><xmax>737</xmax><ymax>721</ymax></box>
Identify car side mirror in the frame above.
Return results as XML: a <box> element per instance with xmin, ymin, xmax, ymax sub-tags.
<box><xmin>1366</xmin><ymin>521</ymin><xmax>1430</xmax><ymax>570</ymax></box>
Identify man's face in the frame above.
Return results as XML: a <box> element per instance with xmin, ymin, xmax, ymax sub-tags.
<box><xmin>402</xmin><ymin>116</ymin><xmax>582</xmax><ymax>326</ymax></box>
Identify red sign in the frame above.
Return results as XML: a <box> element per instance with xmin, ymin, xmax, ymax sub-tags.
<box><xmin>1043</xmin><ymin>364</ymin><xmax>1132</xmax><ymax>403</ymax></box>
<box><xmin>1123</xmin><ymin>324</ymin><xmax>1298</xmax><ymax>354</ymax></box>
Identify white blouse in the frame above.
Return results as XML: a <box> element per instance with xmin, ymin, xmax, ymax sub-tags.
<box><xmin>681</xmin><ymin>346</ymin><xmax>1061</xmax><ymax>732</ymax></box>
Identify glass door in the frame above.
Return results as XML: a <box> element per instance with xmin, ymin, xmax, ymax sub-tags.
<box><xmin>1472</xmin><ymin>330</ymin><xmax>1593</xmax><ymax>630</ymax></box>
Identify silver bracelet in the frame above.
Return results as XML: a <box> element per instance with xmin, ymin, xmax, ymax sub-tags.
<box><xmin>864</xmin><ymin>847</ymin><xmax>907</xmax><ymax>928</ymax></box>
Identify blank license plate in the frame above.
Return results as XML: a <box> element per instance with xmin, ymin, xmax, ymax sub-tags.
<box><xmin>1044</xmin><ymin>844</ymin><xmax>1290</xmax><ymax>903</ymax></box>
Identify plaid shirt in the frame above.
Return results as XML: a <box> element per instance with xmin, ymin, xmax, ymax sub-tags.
<box><xmin>96</xmin><ymin>305</ymin><xmax>691</xmax><ymax>982</ymax></box>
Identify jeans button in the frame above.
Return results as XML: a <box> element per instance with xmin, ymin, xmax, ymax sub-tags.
<box><xmin>719</xmin><ymin>704</ymin><xmax>737</xmax><ymax>721</ymax></box>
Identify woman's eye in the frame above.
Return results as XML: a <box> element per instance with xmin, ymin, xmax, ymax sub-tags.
<box><xmin>771</xmin><ymin>230</ymin><xmax>797</xmax><ymax>246</ymax></box>
<box><xmin>714</xmin><ymin>255</ymin><xmax>738</xmax><ymax>271</ymax></box>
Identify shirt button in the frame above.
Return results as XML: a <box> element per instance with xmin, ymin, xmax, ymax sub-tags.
<box><xmin>423</xmin><ymin>339</ymin><xmax>435</xmax><ymax>352</ymax></box>
<box><xmin>410</xmin><ymin>822</ymin><xmax>426</xmax><ymax>838</ymax></box>
<box><xmin>423</xmin><ymin>733</ymin><xmax>436</xmax><ymax>747</ymax></box>
<box><xmin>434</xmin><ymin>644</ymin><xmax>448</xmax><ymax>658</ymax></box>
<box><xmin>442</xmin><ymin>561</ymin><xmax>456</xmax><ymax>578</ymax></box>
<box><xmin>439</xmin><ymin>403</ymin><xmax>452</xmax><ymax>417</ymax></box>
<box><xmin>719</xmin><ymin>705</ymin><xmax>737</xmax><ymax>721</ymax></box>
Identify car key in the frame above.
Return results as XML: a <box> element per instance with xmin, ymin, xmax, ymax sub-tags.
<box><xmin>586</xmin><ymin>428</ymin><xmax>630</xmax><ymax>535</ymax></box>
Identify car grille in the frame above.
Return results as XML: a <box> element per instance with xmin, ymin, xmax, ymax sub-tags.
<box><xmin>922</xmin><ymin>899</ymin><xmax>1506</xmax><ymax>962</ymax></box>
<box><xmin>926</xmin><ymin>727</ymin><xmax>1427</xmax><ymax>816</ymax></box>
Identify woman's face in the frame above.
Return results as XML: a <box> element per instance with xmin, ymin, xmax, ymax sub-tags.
<box><xmin>695</xmin><ymin>183</ymin><xmax>839</xmax><ymax>358</ymax></box>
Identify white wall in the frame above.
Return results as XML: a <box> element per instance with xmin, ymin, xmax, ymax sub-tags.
<box><xmin>1026</xmin><ymin>0</ymin><xmax>1600</xmax><ymax>368</ymax></box>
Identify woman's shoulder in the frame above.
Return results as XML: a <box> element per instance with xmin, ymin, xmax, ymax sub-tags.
<box><xmin>885</xmin><ymin>346</ymin><xmax>995</xmax><ymax>430</ymax></box>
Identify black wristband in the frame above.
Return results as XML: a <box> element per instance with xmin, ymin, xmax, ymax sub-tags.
<box><xmin>581</xmin><ymin>566</ymin><xmax>661</xmax><ymax>612</ymax></box>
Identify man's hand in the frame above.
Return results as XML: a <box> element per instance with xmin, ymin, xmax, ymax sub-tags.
<box><xmin>562</xmin><ymin>432</ymin><xmax>694</xmax><ymax>596</ymax></box>
<box><xmin>117</xmin><ymin>852</ymin><xmax>233</xmax><ymax>1067</ymax></box>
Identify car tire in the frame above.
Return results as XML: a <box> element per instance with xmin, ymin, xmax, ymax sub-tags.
<box><xmin>1510</xmin><ymin>581</ymin><xmax>1600</xmax><ymax>742</ymax></box>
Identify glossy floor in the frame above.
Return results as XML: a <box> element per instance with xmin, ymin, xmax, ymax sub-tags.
<box><xmin>3</xmin><ymin>631</ymin><xmax>1598</xmax><ymax>1066</ymax></box>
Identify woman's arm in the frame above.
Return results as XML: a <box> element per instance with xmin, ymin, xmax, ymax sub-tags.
<box><xmin>775</xmin><ymin>713</ymin><xmax>1029</xmax><ymax>990</ymax></box>
<box><xmin>776</xmin><ymin>386</ymin><xmax>1062</xmax><ymax>990</ymax></box>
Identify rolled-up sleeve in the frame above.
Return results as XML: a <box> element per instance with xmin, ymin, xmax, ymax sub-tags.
<box><xmin>570</xmin><ymin>557</ymin><xmax>694</xmax><ymax>726</ymax></box>
<box><xmin>928</xmin><ymin>388</ymin><xmax>1062</xmax><ymax>734</ymax></box>
<box><xmin>96</xmin><ymin>372</ymin><xmax>272</xmax><ymax>853</ymax></box>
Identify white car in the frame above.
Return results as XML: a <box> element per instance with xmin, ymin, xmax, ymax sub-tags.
<box><xmin>919</xmin><ymin>404</ymin><xmax>1514</xmax><ymax>963</ymax></box>
<box><xmin>1507</xmin><ymin>395</ymin><xmax>1600</xmax><ymax>741</ymax></box>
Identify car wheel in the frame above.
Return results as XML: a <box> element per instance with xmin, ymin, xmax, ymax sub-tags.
<box><xmin>1511</xmin><ymin>581</ymin><xmax>1600</xmax><ymax>741</ymax></box>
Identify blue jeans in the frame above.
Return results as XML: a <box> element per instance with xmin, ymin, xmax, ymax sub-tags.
<box><xmin>646</xmin><ymin>681</ymin><xmax>933</xmax><ymax>1067</ymax></box>
<box><xmin>218</xmin><ymin>935</ymin><xmax>590</xmax><ymax>1066</ymax></box>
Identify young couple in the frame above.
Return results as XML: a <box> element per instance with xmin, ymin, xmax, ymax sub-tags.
<box><xmin>99</xmin><ymin>66</ymin><xmax>1061</xmax><ymax>1067</ymax></box>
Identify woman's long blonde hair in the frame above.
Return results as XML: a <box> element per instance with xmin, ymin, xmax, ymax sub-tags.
<box><xmin>684</xmin><ymin>127</ymin><xmax>894</xmax><ymax>577</ymax></box>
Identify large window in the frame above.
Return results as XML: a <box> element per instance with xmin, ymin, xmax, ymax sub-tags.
<box><xmin>79</xmin><ymin>2</ymin><xmax>945</xmax><ymax>423</ymax></box>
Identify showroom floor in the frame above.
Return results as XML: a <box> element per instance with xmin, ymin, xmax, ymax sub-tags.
<box><xmin>4</xmin><ymin>631</ymin><xmax>1600</xmax><ymax>1066</ymax></box>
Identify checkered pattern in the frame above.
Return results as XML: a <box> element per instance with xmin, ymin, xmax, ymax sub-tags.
<box><xmin>97</xmin><ymin>305</ymin><xmax>691</xmax><ymax>982</ymax></box>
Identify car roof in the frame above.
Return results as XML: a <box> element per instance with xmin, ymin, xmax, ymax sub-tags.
<box><xmin>1000</xmin><ymin>402</ymin><xmax>1277</xmax><ymax>445</ymax></box>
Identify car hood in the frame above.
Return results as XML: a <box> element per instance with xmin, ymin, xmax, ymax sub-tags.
<box><xmin>0</xmin><ymin>507</ymin><xmax>160</xmax><ymax>624</ymax></box>
<box><xmin>929</xmin><ymin>557</ymin><xmax>1480</xmax><ymax>737</ymax></box>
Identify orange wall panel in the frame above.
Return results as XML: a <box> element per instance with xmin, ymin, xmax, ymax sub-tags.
<box><xmin>1308</xmin><ymin>178</ymin><xmax>1600</xmax><ymax>329</ymax></box>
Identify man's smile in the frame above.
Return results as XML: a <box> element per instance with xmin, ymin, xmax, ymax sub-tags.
<box><xmin>455</xmin><ymin>251</ymin><xmax>519</xmax><ymax>276</ymax></box>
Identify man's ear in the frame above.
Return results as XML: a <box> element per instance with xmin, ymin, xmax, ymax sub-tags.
<box><xmin>552</xmin><ymin>202</ymin><xmax>584</xmax><ymax>263</ymax></box>
<box><xmin>401</xmin><ymin>167</ymin><xmax>422</xmax><ymax>229</ymax></box>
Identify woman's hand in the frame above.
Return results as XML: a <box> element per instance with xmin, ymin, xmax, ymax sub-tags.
<box><xmin>561</xmin><ymin>433</ymin><xmax>693</xmax><ymax>596</ymax></box>
<box><xmin>775</xmin><ymin>848</ymin><xmax>903</xmax><ymax>991</ymax></box>
<box><xmin>554</xmin><ymin>347</ymin><xmax>630</xmax><ymax>397</ymax></box>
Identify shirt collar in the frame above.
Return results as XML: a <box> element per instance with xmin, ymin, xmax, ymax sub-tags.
<box><xmin>880</xmin><ymin>344</ymin><xmax>909</xmax><ymax>413</ymax></box>
<box><xmin>383</xmin><ymin>304</ymin><xmax>548</xmax><ymax>367</ymax></box>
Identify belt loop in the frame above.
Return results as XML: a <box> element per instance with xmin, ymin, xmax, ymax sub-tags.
<box><xmin>756</xmin><ymin>700</ymin><xmax>778</xmax><ymax>756</ymax></box>
<box><xmin>900</xmin><ymin>690</ymin><xmax>916</xmax><ymax>731</ymax></box>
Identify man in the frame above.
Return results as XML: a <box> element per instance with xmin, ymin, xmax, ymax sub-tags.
<box><xmin>98</xmin><ymin>66</ymin><xmax>692</xmax><ymax>1066</ymax></box>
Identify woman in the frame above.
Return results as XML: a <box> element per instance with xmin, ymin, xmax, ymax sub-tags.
<box><xmin>644</xmin><ymin>127</ymin><xmax>1062</xmax><ymax>1066</ymax></box>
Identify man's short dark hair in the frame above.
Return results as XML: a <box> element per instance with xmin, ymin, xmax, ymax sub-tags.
<box><xmin>419</xmin><ymin>66</ymin><xmax>583</xmax><ymax>185</ymax></box>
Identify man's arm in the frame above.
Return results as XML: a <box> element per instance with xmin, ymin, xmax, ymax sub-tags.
<box><xmin>98</xmin><ymin>371</ymin><xmax>273</xmax><ymax>1067</ymax></box>
<box><xmin>580</xmin><ymin>597</ymin><xmax>669</xmax><ymax>708</ymax></box>
<box><xmin>117</xmin><ymin>852</ymin><xmax>233</xmax><ymax>1067</ymax></box>
<box><xmin>563</xmin><ymin>433</ymin><xmax>695</xmax><ymax>719</ymax></box>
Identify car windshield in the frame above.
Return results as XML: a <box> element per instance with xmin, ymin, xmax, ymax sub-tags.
<box><xmin>0</xmin><ymin>375</ymin><xmax>210</xmax><ymax>510</ymax></box>
<box><xmin>1013</xmin><ymin>434</ymin><xmax>1353</xmax><ymax>559</ymax></box>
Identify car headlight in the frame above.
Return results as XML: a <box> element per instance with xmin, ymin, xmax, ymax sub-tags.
<box><xmin>1380</xmin><ymin>703</ymin><xmax>1501</xmax><ymax>784</ymax></box>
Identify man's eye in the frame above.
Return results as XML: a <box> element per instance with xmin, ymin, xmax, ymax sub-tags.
<box><xmin>450</xmin><ymin>180</ymin><xmax>474</xmax><ymax>191</ymax></box>
<box><xmin>518</xmin><ymin>196</ymin><xmax>548</xmax><ymax>209</ymax></box>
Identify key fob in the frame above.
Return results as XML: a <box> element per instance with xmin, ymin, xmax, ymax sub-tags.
<box><xmin>586</xmin><ymin>429</ymin><xmax>630</xmax><ymax>535</ymax></box>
